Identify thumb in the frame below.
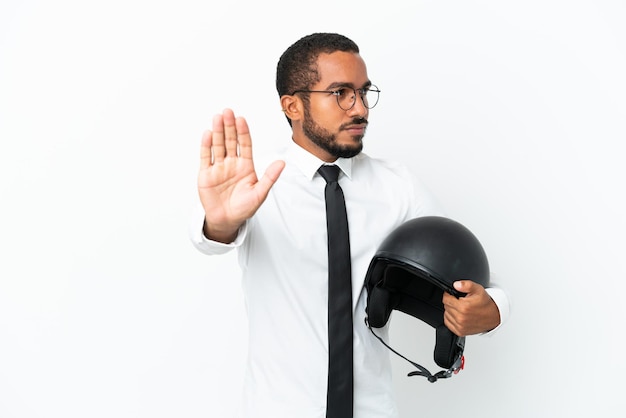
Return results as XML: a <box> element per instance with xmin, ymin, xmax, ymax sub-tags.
<box><xmin>256</xmin><ymin>160</ymin><xmax>286</xmax><ymax>194</ymax></box>
<box><xmin>453</xmin><ymin>280</ymin><xmax>478</xmax><ymax>294</ymax></box>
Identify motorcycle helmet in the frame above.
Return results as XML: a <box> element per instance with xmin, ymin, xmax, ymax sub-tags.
<box><xmin>364</xmin><ymin>216</ymin><xmax>490</xmax><ymax>382</ymax></box>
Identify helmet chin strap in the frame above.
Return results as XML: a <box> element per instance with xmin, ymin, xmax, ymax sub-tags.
<box><xmin>364</xmin><ymin>317</ymin><xmax>464</xmax><ymax>383</ymax></box>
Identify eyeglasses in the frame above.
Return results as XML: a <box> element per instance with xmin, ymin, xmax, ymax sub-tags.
<box><xmin>291</xmin><ymin>84</ymin><xmax>381</xmax><ymax>111</ymax></box>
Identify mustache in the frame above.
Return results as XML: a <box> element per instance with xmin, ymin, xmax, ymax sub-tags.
<box><xmin>340</xmin><ymin>117</ymin><xmax>368</xmax><ymax>129</ymax></box>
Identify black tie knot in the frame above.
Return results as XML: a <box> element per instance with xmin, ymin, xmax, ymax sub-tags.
<box><xmin>318</xmin><ymin>164</ymin><xmax>341</xmax><ymax>184</ymax></box>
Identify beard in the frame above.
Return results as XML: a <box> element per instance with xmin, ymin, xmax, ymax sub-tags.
<box><xmin>302</xmin><ymin>106</ymin><xmax>367</xmax><ymax>159</ymax></box>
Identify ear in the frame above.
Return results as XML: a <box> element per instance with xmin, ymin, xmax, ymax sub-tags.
<box><xmin>280</xmin><ymin>95</ymin><xmax>303</xmax><ymax>123</ymax></box>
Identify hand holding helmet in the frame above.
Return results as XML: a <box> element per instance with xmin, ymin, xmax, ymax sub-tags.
<box><xmin>443</xmin><ymin>280</ymin><xmax>501</xmax><ymax>337</ymax></box>
<box><xmin>364</xmin><ymin>216</ymin><xmax>494</xmax><ymax>382</ymax></box>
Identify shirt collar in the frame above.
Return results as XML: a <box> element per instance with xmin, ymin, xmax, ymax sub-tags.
<box><xmin>285</xmin><ymin>140</ymin><xmax>353</xmax><ymax>181</ymax></box>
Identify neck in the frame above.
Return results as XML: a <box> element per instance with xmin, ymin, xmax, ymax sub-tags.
<box><xmin>291</xmin><ymin>133</ymin><xmax>337</xmax><ymax>163</ymax></box>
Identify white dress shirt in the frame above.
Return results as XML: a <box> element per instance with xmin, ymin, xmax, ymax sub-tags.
<box><xmin>190</xmin><ymin>141</ymin><xmax>510</xmax><ymax>418</ymax></box>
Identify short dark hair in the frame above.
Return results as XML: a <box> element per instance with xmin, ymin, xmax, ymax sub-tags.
<box><xmin>275</xmin><ymin>33</ymin><xmax>360</xmax><ymax>98</ymax></box>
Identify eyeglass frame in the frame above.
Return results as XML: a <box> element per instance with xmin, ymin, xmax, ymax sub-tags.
<box><xmin>290</xmin><ymin>84</ymin><xmax>381</xmax><ymax>111</ymax></box>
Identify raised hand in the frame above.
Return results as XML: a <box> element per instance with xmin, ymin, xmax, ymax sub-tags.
<box><xmin>198</xmin><ymin>108</ymin><xmax>285</xmax><ymax>243</ymax></box>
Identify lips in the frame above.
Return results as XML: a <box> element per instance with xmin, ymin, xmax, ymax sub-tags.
<box><xmin>343</xmin><ymin>124</ymin><xmax>367</xmax><ymax>135</ymax></box>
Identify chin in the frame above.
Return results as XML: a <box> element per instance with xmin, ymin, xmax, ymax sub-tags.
<box><xmin>334</xmin><ymin>144</ymin><xmax>363</xmax><ymax>159</ymax></box>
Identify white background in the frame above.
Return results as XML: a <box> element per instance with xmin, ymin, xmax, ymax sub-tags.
<box><xmin>1</xmin><ymin>1</ymin><xmax>625</xmax><ymax>417</ymax></box>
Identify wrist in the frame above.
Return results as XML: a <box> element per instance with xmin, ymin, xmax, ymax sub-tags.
<box><xmin>203</xmin><ymin>219</ymin><xmax>240</xmax><ymax>244</ymax></box>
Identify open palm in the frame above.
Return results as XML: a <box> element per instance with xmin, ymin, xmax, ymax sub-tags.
<box><xmin>198</xmin><ymin>108</ymin><xmax>285</xmax><ymax>242</ymax></box>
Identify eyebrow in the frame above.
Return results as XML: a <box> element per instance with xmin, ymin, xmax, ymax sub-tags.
<box><xmin>325</xmin><ymin>80</ymin><xmax>372</xmax><ymax>90</ymax></box>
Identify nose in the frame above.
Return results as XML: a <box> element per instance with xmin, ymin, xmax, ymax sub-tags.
<box><xmin>347</xmin><ymin>92</ymin><xmax>368</xmax><ymax>118</ymax></box>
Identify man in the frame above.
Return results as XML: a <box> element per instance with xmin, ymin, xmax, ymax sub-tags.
<box><xmin>190</xmin><ymin>33</ymin><xmax>509</xmax><ymax>418</ymax></box>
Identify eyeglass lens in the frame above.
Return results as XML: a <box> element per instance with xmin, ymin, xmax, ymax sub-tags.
<box><xmin>338</xmin><ymin>86</ymin><xmax>379</xmax><ymax>110</ymax></box>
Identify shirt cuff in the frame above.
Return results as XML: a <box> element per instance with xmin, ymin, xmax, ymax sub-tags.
<box><xmin>481</xmin><ymin>285</ymin><xmax>511</xmax><ymax>337</ymax></box>
<box><xmin>188</xmin><ymin>203</ymin><xmax>248</xmax><ymax>255</ymax></box>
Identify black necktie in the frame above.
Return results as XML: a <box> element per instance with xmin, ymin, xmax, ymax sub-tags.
<box><xmin>318</xmin><ymin>164</ymin><xmax>353</xmax><ymax>418</ymax></box>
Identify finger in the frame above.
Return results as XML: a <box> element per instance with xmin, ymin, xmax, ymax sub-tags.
<box><xmin>200</xmin><ymin>129</ymin><xmax>213</xmax><ymax>168</ymax></box>
<box><xmin>236</xmin><ymin>116</ymin><xmax>253</xmax><ymax>159</ymax></box>
<box><xmin>211</xmin><ymin>113</ymin><xmax>226</xmax><ymax>163</ymax></box>
<box><xmin>264</xmin><ymin>160</ymin><xmax>286</xmax><ymax>183</ymax></box>
<box><xmin>255</xmin><ymin>160</ymin><xmax>286</xmax><ymax>197</ymax></box>
<box><xmin>443</xmin><ymin>311</ymin><xmax>464</xmax><ymax>337</ymax></box>
<box><xmin>442</xmin><ymin>291</ymin><xmax>456</xmax><ymax>308</ymax></box>
<box><xmin>453</xmin><ymin>280</ymin><xmax>480</xmax><ymax>295</ymax></box>
<box><xmin>223</xmin><ymin>108</ymin><xmax>239</xmax><ymax>158</ymax></box>
<box><xmin>443</xmin><ymin>298</ymin><xmax>468</xmax><ymax>333</ymax></box>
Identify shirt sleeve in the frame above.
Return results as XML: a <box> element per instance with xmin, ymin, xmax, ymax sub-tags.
<box><xmin>481</xmin><ymin>273</ymin><xmax>511</xmax><ymax>336</ymax></box>
<box><xmin>403</xmin><ymin>168</ymin><xmax>511</xmax><ymax>336</ymax></box>
<box><xmin>188</xmin><ymin>202</ymin><xmax>248</xmax><ymax>255</ymax></box>
<box><xmin>407</xmin><ymin>169</ymin><xmax>446</xmax><ymax>218</ymax></box>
